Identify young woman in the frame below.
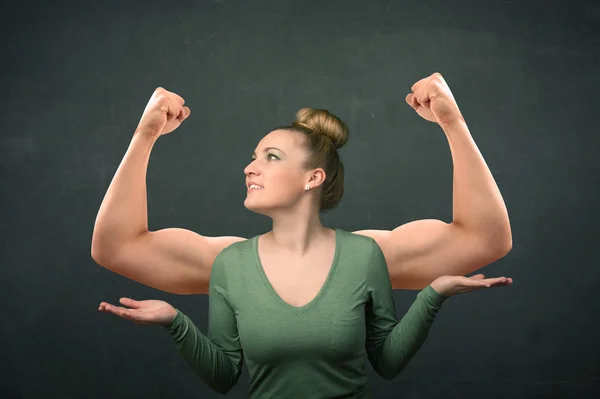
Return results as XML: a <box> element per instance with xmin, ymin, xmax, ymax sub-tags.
<box><xmin>94</xmin><ymin>73</ymin><xmax>512</xmax><ymax>397</ymax></box>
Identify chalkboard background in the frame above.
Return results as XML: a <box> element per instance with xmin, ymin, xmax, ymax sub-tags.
<box><xmin>2</xmin><ymin>0</ymin><xmax>599</xmax><ymax>397</ymax></box>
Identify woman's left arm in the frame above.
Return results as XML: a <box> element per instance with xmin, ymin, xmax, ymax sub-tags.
<box><xmin>354</xmin><ymin>73</ymin><xmax>512</xmax><ymax>290</ymax></box>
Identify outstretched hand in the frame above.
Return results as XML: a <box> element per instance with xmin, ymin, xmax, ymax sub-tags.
<box><xmin>431</xmin><ymin>274</ymin><xmax>513</xmax><ymax>297</ymax></box>
<box><xmin>98</xmin><ymin>298</ymin><xmax>178</xmax><ymax>326</ymax></box>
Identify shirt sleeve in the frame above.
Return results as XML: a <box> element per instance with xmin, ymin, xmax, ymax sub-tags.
<box><xmin>163</xmin><ymin>252</ymin><xmax>243</xmax><ymax>394</ymax></box>
<box><xmin>365</xmin><ymin>239</ymin><xmax>447</xmax><ymax>380</ymax></box>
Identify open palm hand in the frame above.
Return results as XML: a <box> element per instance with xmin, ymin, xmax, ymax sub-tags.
<box><xmin>431</xmin><ymin>274</ymin><xmax>512</xmax><ymax>297</ymax></box>
<box><xmin>98</xmin><ymin>298</ymin><xmax>178</xmax><ymax>326</ymax></box>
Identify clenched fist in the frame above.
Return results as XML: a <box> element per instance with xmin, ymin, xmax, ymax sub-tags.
<box><xmin>406</xmin><ymin>72</ymin><xmax>463</xmax><ymax>126</ymax></box>
<box><xmin>135</xmin><ymin>87</ymin><xmax>191</xmax><ymax>138</ymax></box>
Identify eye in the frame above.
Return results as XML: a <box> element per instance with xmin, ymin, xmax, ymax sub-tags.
<box><xmin>251</xmin><ymin>153</ymin><xmax>279</xmax><ymax>162</ymax></box>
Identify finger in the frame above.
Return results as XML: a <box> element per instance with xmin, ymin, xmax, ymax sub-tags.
<box><xmin>98</xmin><ymin>301</ymin><xmax>118</xmax><ymax>311</ymax></box>
<box><xmin>463</xmin><ymin>278</ymin><xmax>493</xmax><ymax>288</ymax></box>
<box><xmin>119</xmin><ymin>297</ymin><xmax>142</xmax><ymax>309</ymax></box>
<box><xmin>98</xmin><ymin>302</ymin><xmax>120</xmax><ymax>313</ymax></box>
<box><xmin>99</xmin><ymin>302</ymin><xmax>133</xmax><ymax>315</ymax></box>
<box><xmin>405</xmin><ymin>93</ymin><xmax>419</xmax><ymax>110</ymax></box>
<box><xmin>469</xmin><ymin>274</ymin><xmax>485</xmax><ymax>280</ymax></box>
<box><xmin>458</xmin><ymin>277</ymin><xmax>513</xmax><ymax>294</ymax></box>
<box><xmin>473</xmin><ymin>276</ymin><xmax>513</xmax><ymax>288</ymax></box>
<box><xmin>471</xmin><ymin>277</ymin><xmax>513</xmax><ymax>289</ymax></box>
<box><xmin>482</xmin><ymin>277</ymin><xmax>508</xmax><ymax>285</ymax></box>
<box><xmin>170</xmin><ymin>92</ymin><xmax>185</xmax><ymax>105</ymax></box>
<box><xmin>177</xmin><ymin>106</ymin><xmax>191</xmax><ymax>122</ymax></box>
<box><xmin>164</xmin><ymin>95</ymin><xmax>184</xmax><ymax>121</ymax></box>
<box><xmin>411</xmin><ymin>76</ymin><xmax>428</xmax><ymax>93</ymax></box>
<box><xmin>100</xmin><ymin>303</ymin><xmax>140</xmax><ymax>321</ymax></box>
<box><xmin>487</xmin><ymin>278</ymin><xmax>513</xmax><ymax>287</ymax></box>
<box><xmin>414</xmin><ymin>86</ymin><xmax>431</xmax><ymax>107</ymax></box>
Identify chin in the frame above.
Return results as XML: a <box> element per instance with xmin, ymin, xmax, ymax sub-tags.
<box><xmin>244</xmin><ymin>195</ymin><xmax>293</xmax><ymax>217</ymax></box>
<box><xmin>244</xmin><ymin>197</ymin><xmax>270</xmax><ymax>216</ymax></box>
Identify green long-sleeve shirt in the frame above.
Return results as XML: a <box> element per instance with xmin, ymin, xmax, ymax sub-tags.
<box><xmin>165</xmin><ymin>228</ymin><xmax>447</xmax><ymax>398</ymax></box>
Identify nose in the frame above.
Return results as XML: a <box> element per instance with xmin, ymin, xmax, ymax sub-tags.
<box><xmin>244</xmin><ymin>159</ymin><xmax>260</xmax><ymax>178</ymax></box>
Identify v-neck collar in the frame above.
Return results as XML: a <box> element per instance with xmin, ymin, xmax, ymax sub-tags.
<box><xmin>252</xmin><ymin>228</ymin><xmax>341</xmax><ymax>315</ymax></box>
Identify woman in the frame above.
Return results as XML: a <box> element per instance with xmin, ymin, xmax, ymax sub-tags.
<box><xmin>95</xmin><ymin>73</ymin><xmax>513</xmax><ymax>397</ymax></box>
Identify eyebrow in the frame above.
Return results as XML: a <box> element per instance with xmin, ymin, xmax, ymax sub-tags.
<box><xmin>251</xmin><ymin>147</ymin><xmax>285</xmax><ymax>157</ymax></box>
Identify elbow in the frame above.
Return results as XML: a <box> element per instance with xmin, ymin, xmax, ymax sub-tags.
<box><xmin>496</xmin><ymin>219</ymin><xmax>513</xmax><ymax>256</ymax></box>
<box><xmin>91</xmin><ymin>232</ymin><xmax>110</xmax><ymax>264</ymax></box>
<box><xmin>381</xmin><ymin>371</ymin><xmax>396</xmax><ymax>381</ymax></box>
<box><xmin>487</xmin><ymin>233</ymin><xmax>512</xmax><ymax>260</ymax></box>
<box><xmin>209</xmin><ymin>365</ymin><xmax>242</xmax><ymax>395</ymax></box>
<box><xmin>372</xmin><ymin>356</ymin><xmax>403</xmax><ymax>381</ymax></box>
<box><xmin>478</xmin><ymin>240</ymin><xmax>512</xmax><ymax>267</ymax></box>
<box><xmin>499</xmin><ymin>237</ymin><xmax>512</xmax><ymax>257</ymax></box>
<box><xmin>480</xmin><ymin>225</ymin><xmax>513</xmax><ymax>261</ymax></box>
<box><xmin>496</xmin><ymin>218</ymin><xmax>513</xmax><ymax>256</ymax></box>
<box><xmin>213</xmin><ymin>385</ymin><xmax>234</xmax><ymax>395</ymax></box>
<box><xmin>91</xmin><ymin>242</ymin><xmax>114</xmax><ymax>267</ymax></box>
<box><xmin>211</xmin><ymin>379</ymin><xmax>238</xmax><ymax>395</ymax></box>
<box><xmin>493</xmin><ymin>230</ymin><xmax>513</xmax><ymax>259</ymax></box>
<box><xmin>91</xmin><ymin>243</ymin><xmax>106</xmax><ymax>265</ymax></box>
<box><xmin>90</xmin><ymin>242</ymin><xmax>104</xmax><ymax>264</ymax></box>
<box><xmin>380</xmin><ymin>366</ymin><xmax>402</xmax><ymax>381</ymax></box>
<box><xmin>91</xmin><ymin>232</ymin><xmax>124</xmax><ymax>267</ymax></box>
<box><xmin>90</xmin><ymin>242</ymin><xmax>123</xmax><ymax>275</ymax></box>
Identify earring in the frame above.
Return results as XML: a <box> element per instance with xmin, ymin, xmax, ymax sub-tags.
<box><xmin>305</xmin><ymin>184</ymin><xmax>310</xmax><ymax>191</ymax></box>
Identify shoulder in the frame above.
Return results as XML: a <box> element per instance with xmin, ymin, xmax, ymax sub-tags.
<box><xmin>335</xmin><ymin>229</ymin><xmax>387</xmax><ymax>284</ymax></box>
<box><xmin>212</xmin><ymin>235</ymin><xmax>257</xmax><ymax>270</ymax></box>
<box><xmin>337</xmin><ymin>227</ymin><xmax>379</xmax><ymax>250</ymax></box>
<box><xmin>336</xmin><ymin>228</ymin><xmax>384</xmax><ymax>264</ymax></box>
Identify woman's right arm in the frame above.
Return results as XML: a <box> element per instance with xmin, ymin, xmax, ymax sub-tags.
<box><xmin>91</xmin><ymin>88</ymin><xmax>246</xmax><ymax>295</ymax></box>
<box><xmin>165</xmin><ymin>251</ymin><xmax>244</xmax><ymax>394</ymax></box>
<box><xmin>97</xmin><ymin>250</ymin><xmax>244</xmax><ymax>394</ymax></box>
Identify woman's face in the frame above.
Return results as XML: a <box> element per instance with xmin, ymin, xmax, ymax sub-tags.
<box><xmin>244</xmin><ymin>129</ymin><xmax>315</xmax><ymax>215</ymax></box>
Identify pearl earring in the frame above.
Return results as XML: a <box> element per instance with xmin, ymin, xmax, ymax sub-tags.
<box><xmin>305</xmin><ymin>184</ymin><xmax>310</xmax><ymax>191</ymax></box>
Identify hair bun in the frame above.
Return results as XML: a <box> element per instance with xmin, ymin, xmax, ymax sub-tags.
<box><xmin>293</xmin><ymin>108</ymin><xmax>349</xmax><ymax>149</ymax></box>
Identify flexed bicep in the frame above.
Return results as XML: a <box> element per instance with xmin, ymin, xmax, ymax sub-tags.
<box><xmin>354</xmin><ymin>220</ymin><xmax>503</xmax><ymax>290</ymax></box>
<box><xmin>93</xmin><ymin>228</ymin><xmax>246</xmax><ymax>294</ymax></box>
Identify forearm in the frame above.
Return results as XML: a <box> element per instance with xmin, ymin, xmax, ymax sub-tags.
<box><xmin>371</xmin><ymin>285</ymin><xmax>446</xmax><ymax>379</ymax></box>
<box><xmin>165</xmin><ymin>309</ymin><xmax>241</xmax><ymax>394</ymax></box>
<box><xmin>442</xmin><ymin>118</ymin><xmax>512</xmax><ymax>250</ymax></box>
<box><xmin>91</xmin><ymin>132</ymin><xmax>156</xmax><ymax>259</ymax></box>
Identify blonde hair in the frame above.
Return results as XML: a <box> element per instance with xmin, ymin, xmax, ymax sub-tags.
<box><xmin>282</xmin><ymin>107</ymin><xmax>349</xmax><ymax>211</ymax></box>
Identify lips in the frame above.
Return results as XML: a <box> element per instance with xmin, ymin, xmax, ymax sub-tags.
<box><xmin>247</xmin><ymin>181</ymin><xmax>264</xmax><ymax>190</ymax></box>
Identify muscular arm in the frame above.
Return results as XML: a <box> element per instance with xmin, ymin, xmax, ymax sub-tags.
<box><xmin>94</xmin><ymin>229</ymin><xmax>245</xmax><ymax>294</ymax></box>
<box><xmin>355</xmin><ymin>118</ymin><xmax>512</xmax><ymax>290</ymax></box>
<box><xmin>91</xmin><ymin>129</ymin><xmax>246</xmax><ymax>295</ymax></box>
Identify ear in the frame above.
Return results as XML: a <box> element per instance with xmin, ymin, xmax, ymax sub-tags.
<box><xmin>306</xmin><ymin>168</ymin><xmax>326</xmax><ymax>189</ymax></box>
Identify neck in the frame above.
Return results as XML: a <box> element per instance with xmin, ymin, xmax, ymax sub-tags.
<box><xmin>265</xmin><ymin>206</ymin><xmax>331</xmax><ymax>256</ymax></box>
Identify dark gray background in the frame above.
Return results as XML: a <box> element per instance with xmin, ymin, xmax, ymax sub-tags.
<box><xmin>2</xmin><ymin>0</ymin><xmax>599</xmax><ymax>397</ymax></box>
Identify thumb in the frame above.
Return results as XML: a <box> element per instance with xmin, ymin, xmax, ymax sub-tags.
<box><xmin>177</xmin><ymin>106</ymin><xmax>191</xmax><ymax>122</ymax></box>
<box><xmin>119</xmin><ymin>297</ymin><xmax>142</xmax><ymax>309</ymax></box>
<box><xmin>406</xmin><ymin>93</ymin><xmax>418</xmax><ymax>110</ymax></box>
<box><xmin>470</xmin><ymin>274</ymin><xmax>485</xmax><ymax>280</ymax></box>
